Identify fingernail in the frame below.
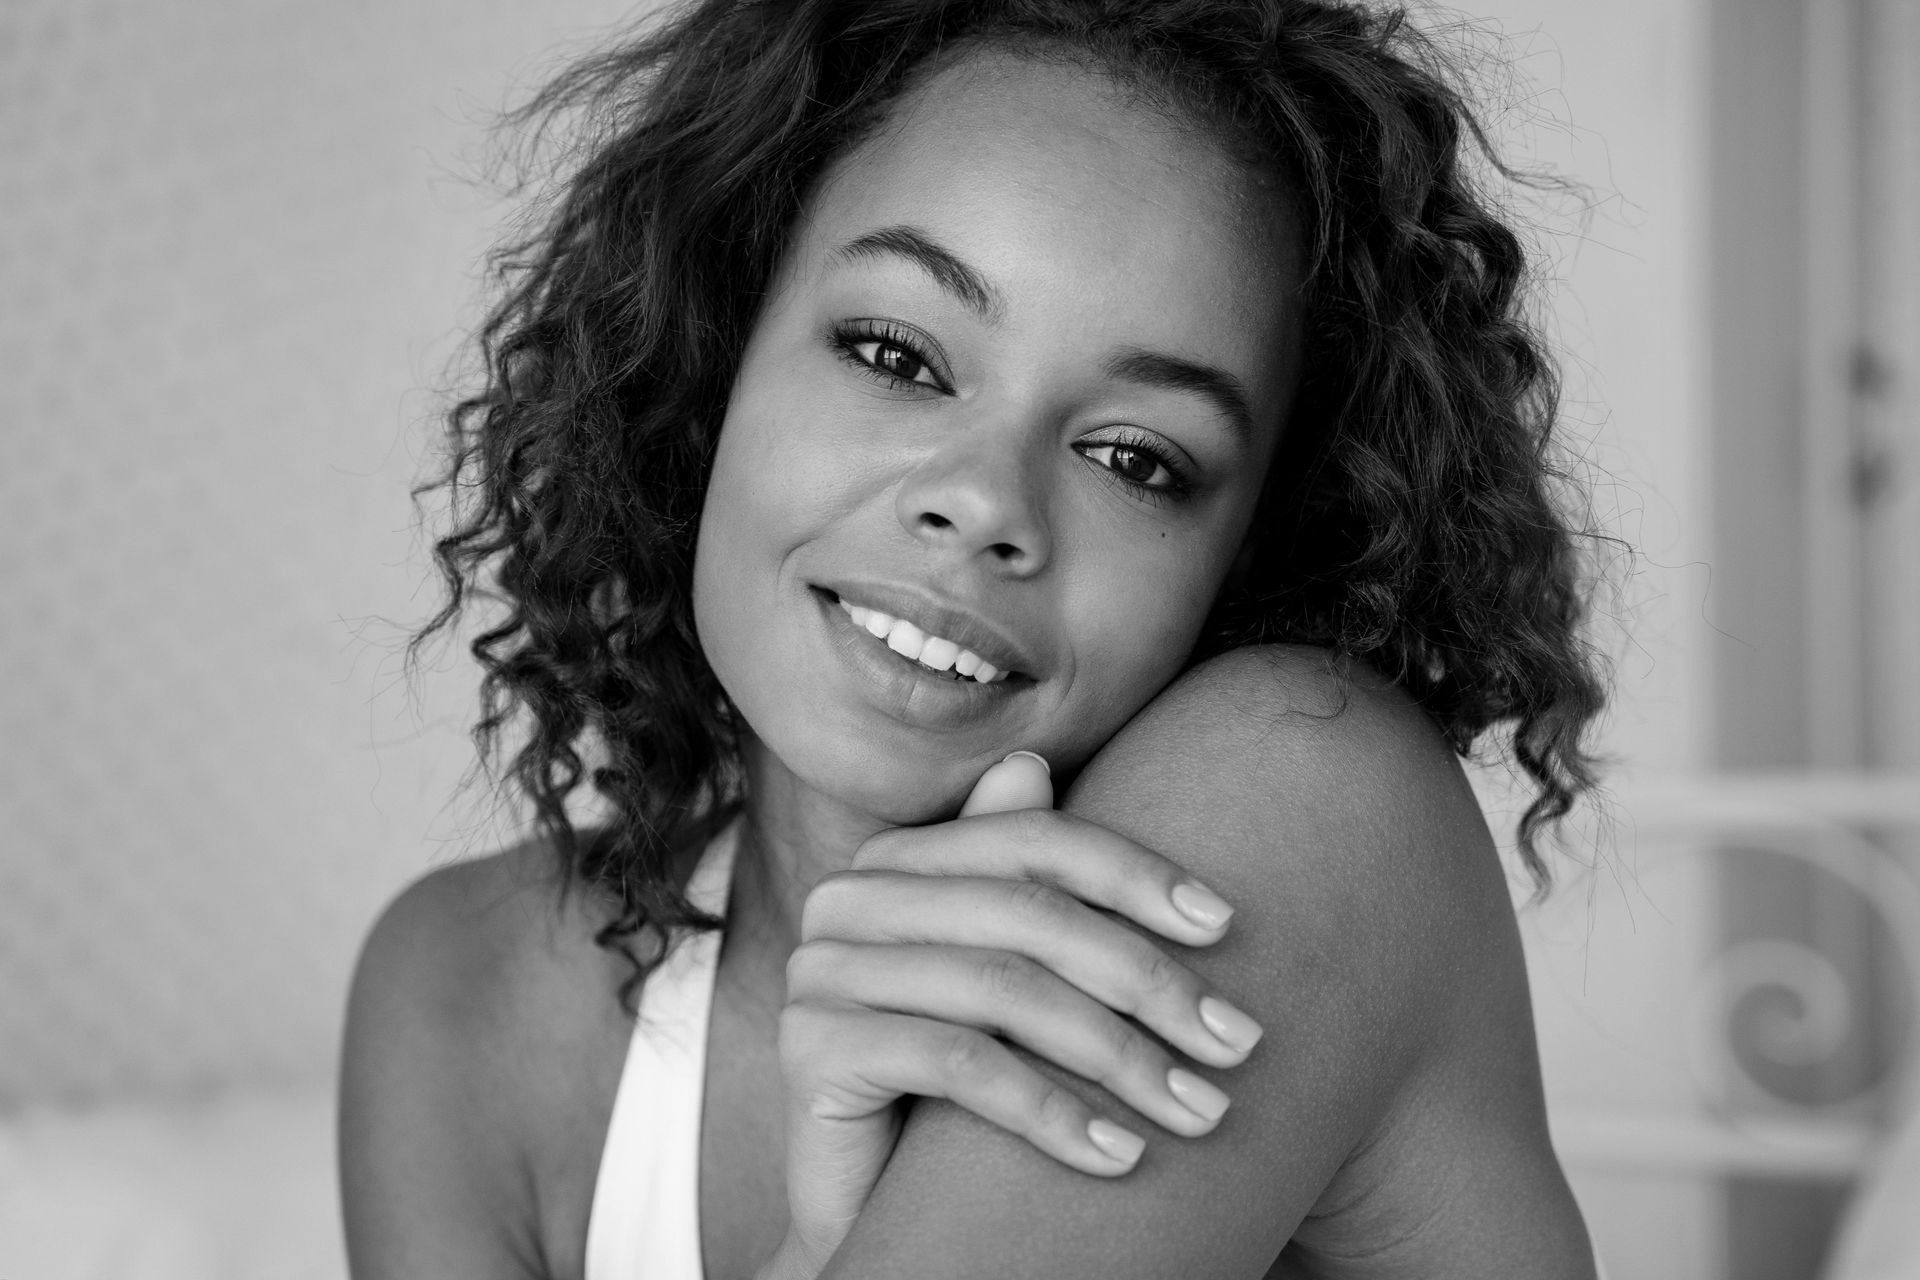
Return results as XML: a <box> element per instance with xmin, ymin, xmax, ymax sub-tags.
<box><xmin>1086</xmin><ymin>1117</ymin><xmax>1145</xmax><ymax>1165</ymax></box>
<box><xmin>1001</xmin><ymin>750</ymin><xmax>1050</xmax><ymax>775</ymax></box>
<box><xmin>1199</xmin><ymin>996</ymin><xmax>1264</xmax><ymax>1055</ymax></box>
<box><xmin>1167</xmin><ymin>1067</ymin><xmax>1231</xmax><ymax>1124</ymax></box>
<box><xmin>1171</xmin><ymin>881</ymin><xmax>1233</xmax><ymax>930</ymax></box>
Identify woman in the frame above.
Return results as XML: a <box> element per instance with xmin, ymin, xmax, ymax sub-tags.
<box><xmin>341</xmin><ymin>2</ymin><xmax>1606</xmax><ymax>1275</ymax></box>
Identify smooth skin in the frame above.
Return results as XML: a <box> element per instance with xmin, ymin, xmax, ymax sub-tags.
<box><xmin>810</xmin><ymin>647</ymin><xmax>1593</xmax><ymax>1278</ymax></box>
<box><xmin>769</xmin><ymin>752</ymin><xmax>1257</xmax><ymax>1274</ymax></box>
<box><xmin>340</xmin><ymin>48</ymin><xmax>1594</xmax><ymax>1280</ymax></box>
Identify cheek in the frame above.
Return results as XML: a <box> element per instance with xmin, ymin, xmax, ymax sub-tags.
<box><xmin>711</xmin><ymin>344</ymin><xmax>886</xmax><ymax>522</ymax></box>
<box><xmin>698</xmin><ymin>376</ymin><xmax>826</xmax><ymax>571</ymax></box>
<box><xmin>692</xmin><ymin>373</ymin><xmax>871</xmax><ymax>695</ymax></box>
<box><xmin>690</xmin><ymin>443</ymin><xmax>746</xmax><ymax>685</ymax></box>
<box><xmin>1058</xmin><ymin>531</ymin><xmax>1234</xmax><ymax>728</ymax></box>
<box><xmin>692</xmin><ymin>395</ymin><xmax>793</xmax><ymax>674</ymax></box>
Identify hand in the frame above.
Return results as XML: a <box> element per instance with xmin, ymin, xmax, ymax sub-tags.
<box><xmin>763</xmin><ymin>751</ymin><xmax>1262</xmax><ymax>1277</ymax></box>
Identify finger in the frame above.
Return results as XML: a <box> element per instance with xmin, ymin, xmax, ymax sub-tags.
<box><xmin>781</xmin><ymin>1003</ymin><xmax>1147</xmax><ymax>1176</ymax></box>
<box><xmin>801</xmin><ymin>873</ymin><xmax>1260</xmax><ymax>1068</ymax></box>
<box><xmin>853</xmin><ymin>806</ymin><xmax>1236</xmax><ymax>947</ymax></box>
<box><xmin>959</xmin><ymin>750</ymin><xmax>1054</xmax><ymax>817</ymax></box>
<box><xmin>787</xmin><ymin>939</ymin><xmax>1231</xmax><ymax>1137</ymax></box>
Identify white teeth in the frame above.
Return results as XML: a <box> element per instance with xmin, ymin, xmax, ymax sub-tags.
<box><xmin>918</xmin><ymin>636</ymin><xmax>960</xmax><ymax>671</ymax></box>
<box><xmin>835</xmin><ymin>596</ymin><xmax>1013</xmax><ymax>683</ymax></box>
<box><xmin>885</xmin><ymin>619</ymin><xmax>927</xmax><ymax>661</ymax></box>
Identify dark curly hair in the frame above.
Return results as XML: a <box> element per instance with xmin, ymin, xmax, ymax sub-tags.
<box><xmin>416</xmin><ymin>0</ymin><xmax>1608</xmax><ymax>1000</ymax></box>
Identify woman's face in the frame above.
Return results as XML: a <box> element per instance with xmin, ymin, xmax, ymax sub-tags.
<box><xmin>694</xmin><ymin>50</ymin><xmax>1302</xmax><ymax>824</ymax></box>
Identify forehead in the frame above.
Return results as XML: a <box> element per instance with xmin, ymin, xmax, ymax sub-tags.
<box><xmin>788</xmin><ymin>49</ymin><xmax>1302</xmax><ymax>408</ymax></box>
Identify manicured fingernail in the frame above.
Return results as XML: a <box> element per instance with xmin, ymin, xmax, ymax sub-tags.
<box><xmin>1199</xmin><ymin>996</ymin><xmax>1264</xmax><ymax>1055</ymax></box>
<box><xmin>1002</xmin><ymin>749</ymin><xmax>1050</xmax><ymax>775</ymax></box>
<box><xmin>1167</xmin><ymin>1067</ymin><xmax>1230</xmax><ymax>1124</ymax></box>
<box><xmin>1171</xmin><ymin>881</ymin><xmax>1233</xmax><ymax>930</ymax></box>
<box><xmin>1086</xmin><ymin>1118</ymin><xmax>1145</xmax><ymax>1165</ymax></box>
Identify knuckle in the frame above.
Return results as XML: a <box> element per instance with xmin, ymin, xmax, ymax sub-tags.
<box><xmin>1135</xmin><ymin>943</ymin><xmax>1188</xmax><ymax>1001</ymax></box>
<box><xmin>937</xmin><ymin>1028</ymin><xmax>995</xmax><ymax>1084</ymax></box>
<box><xmin>799</xmin><ymin>871</ymin><xmax>861</xmax><ymax>938</ymax></box>
<box><xmin>1006</xmin><ymin>878</ymin><xmax>1069</xmax><ymax>928</ymax></box>
<box><xmin>977</xmin><ymin>950</ymin><xmax>1035</xmax><ymax>1003</ymax></box>
<box><xmin>1030</xmin><ymin>1081</ymin><xmax>1085</xmax><ymax>1138</ymax></box>
<box><xmin>777</xmin><ymin>1001</ymin><xmax>857</xmax><ymax>1074</ymax></box>
<box><xmin>783</xmin><ymin>938</ymin><xmax>844</xmax><ymax>992</ymax></box>
<box><xmin>1104</xmin><ymin>1021</ymin><xmax>1160</xmax><ymax>1085</ymax></box>
<box><xmin>1006</xmin><ymin>805</ymin><xmax>1059</xmax><ymax>850</ymax></box>
<box><xmin>851</xmin><ymin>826</ymin><xmax>905</xmax><ymax>871</ymax></box>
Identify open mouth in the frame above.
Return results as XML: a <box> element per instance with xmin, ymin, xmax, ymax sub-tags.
<box><xmin>819</xmin><ymin>589</ymin><xmax>1018</xmax><ymax>685</ymax></box>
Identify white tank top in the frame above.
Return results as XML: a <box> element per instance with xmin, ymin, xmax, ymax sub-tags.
<box><xmin>584</xmin><ymin>816</ymin><xmax>741</xmax><ymax>1280</ymax></box>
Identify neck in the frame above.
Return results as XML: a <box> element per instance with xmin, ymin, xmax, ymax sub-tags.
<box><xmin>729</xmin><ymin>732</ymin><xmax>893</xmax><ymax>960</ymax></box>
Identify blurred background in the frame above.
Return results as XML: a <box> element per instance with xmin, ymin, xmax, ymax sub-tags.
<box><xmin>1</xmin><ymin>0</ymin><xmax>1915</xmax><ymax>1277</ymax></box>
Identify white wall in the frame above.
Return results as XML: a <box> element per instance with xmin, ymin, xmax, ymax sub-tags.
<box><xmin>0</xmin><ymin>0</ymin><xmax>637</xmax><ymax>1102</ymax></box>
<box><xmin>1444</xmin><ymin>1</ymin><xmax>1721</xmax><ymax>1276</ymax></box>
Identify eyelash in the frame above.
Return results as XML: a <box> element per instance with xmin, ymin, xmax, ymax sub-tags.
<box><xmin>1075</xmin><ymin>429</ymin><xmax>1194</xmax><ymax>503</ymax></box>
<box><xmin>832</xmin><ymin>320</ymin><xmax>951</xmax><ymax>394</ymax></box>
<box><xmin>830</xmin><ymin>321</ymin><xmax>1194</xmax><ymax>503</ymax></box>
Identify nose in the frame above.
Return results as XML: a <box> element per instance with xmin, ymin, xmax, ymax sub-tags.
<box><xmin>894</xmin><ymin>427</ymin><xmax>1051</xmax><ymax>576</ymax></box>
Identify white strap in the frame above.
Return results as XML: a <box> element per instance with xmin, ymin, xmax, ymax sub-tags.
<box><xmin>584</xmin><ymin>818</ymin><xmax>740</xmax><ymax>1280</ymax></box>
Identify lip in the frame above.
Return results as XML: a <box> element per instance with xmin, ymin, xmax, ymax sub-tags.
<box><xmin>812</xmin><ymin>579</ymin><xmax>1041</xmax><ymax>679</ymax></box>
<box><xmin>809</xmin><ymin>586</ymin><xmax>1034</xmax><ymax>729</ymax></box>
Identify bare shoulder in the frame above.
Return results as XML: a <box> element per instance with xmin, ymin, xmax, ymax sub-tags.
<box><xmin>1070</xmin><ymin>643</ymin><xmax>1591</xmax><ymax>1274</ymax></box>
<box><xmin>829</xmin><ymin>646</ymin><xmax>1591</xmax><ymax>1278</ymax></box>
<box><xmin>1084</xmin><ymin>642</ymin><xmax>1469</xmax><ymax>821</ymax></box>
<box><xmin>1067</xmin><ymin>643</ymin><xmax>1518</xmax><ymax>1101</ymax></box>
<box><xmin>340</xmin><ymin>839</ymin><xmax>636</xmax><ymax>1280</ymax></box>
<box><xmin>1072</xmin><ymin>643</ymin><xmax>1504</xmax><ymax>957</ymax></box>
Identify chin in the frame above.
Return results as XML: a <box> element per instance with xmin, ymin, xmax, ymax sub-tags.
<box><xmin>818</xmin><ymin>736</ymin><xmax>986</xmax><ymax>825</ymax></box>
<box><xmin>733</xmin><ymin>710</ymin><xmax>980</xmax><ymax>827</ymax></box>
<box><xmin>857</xmin><ymin>779</ymin><xmax>972</xmax><ymax>826</ymax></box>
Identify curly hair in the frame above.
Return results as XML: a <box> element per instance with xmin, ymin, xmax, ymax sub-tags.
<box><xmin>416</xmin><ymin>0</ymin><xmax>1608</xmax><ymax>1003</ymax></box>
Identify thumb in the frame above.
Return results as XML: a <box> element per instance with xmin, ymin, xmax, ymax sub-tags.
<box><xmin>959</xmin><ymin>750</ymin><xmax>1054</xmax><ymax>817</ymax></box>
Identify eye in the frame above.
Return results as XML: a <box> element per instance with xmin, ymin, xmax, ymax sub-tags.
<box><xmin>1076</xmin><ymin>433</ymin><xmax>1191</xmax><ymax>499</ymax></box>
<box><xmin>1087</xmin><ymin>443</ymin><xmax>1168</xmax><ymax>487</ymax></box>
<box><xmin>849</xmin><ymin>339</ymin><xmax>940</xmax><ymax>387</ymax></box>
<box><xmin>833</xmin><ymin>320</ymin><xmax>950</xmax><ymax>392</ymax></box>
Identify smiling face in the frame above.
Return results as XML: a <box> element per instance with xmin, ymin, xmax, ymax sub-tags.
<box><xmin>692</xmin><ymin>49</ymin><xmax>1302</xmax><ymax>826</ymax></box>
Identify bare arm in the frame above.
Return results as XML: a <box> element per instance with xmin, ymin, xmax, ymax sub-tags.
<box><xmin>339</xmin><ymin>852</ymin><xmax>615</xmax><ymax>1280</ymax></box>
<box><xmin>819</xmin><ymin>645</ymin><xmax>1592</xmax><ymax>1278</ymax></box>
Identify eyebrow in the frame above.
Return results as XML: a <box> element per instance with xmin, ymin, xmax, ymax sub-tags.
<box><xmin>831</xmin><ymin>226</ymin><xmax>1005</xmax><ymax>322</ymax></box>
<box><xmin>1104</xmin><ymin>349</ymin><xmax>1256</xmax><ymax>442</ymax></box>
<box><xmin>832</xmin><ymin>226</ymin><xmax>1255</xmax><ymax>441</ymax></box>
